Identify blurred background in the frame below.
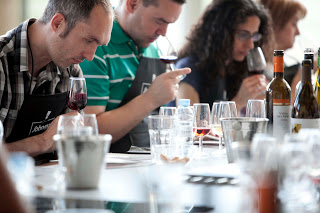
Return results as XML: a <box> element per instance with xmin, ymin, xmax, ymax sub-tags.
<box><xmin>0</xmin><ymin>0</ymin><xmax>318</xmax><ymax>65</ymax></box>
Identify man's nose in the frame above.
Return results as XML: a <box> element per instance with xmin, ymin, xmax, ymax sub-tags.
<box><xmin>157</xmin><ymin>23</ymin><xmax>168</xmax><ymax>36</ymax></box>
<box><xmin>83</xmin><ymin>46</ymin><xmax>97</xmax><ymax>61</ymax></box>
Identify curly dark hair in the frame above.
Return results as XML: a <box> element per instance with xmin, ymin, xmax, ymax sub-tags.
<box><xmin>179</xmin><ymin>0</ymin><xmax>273</xmax><ymax>81</ymax></box>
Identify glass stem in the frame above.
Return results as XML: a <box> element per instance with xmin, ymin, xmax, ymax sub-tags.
<box><xmin>199</xmin><ymin>136</ymin><xmax>203</xmax><ymax>150</ymax></box>
<box><xmin>219</xmin><ymin>136</ymin><xmax>222</xmax><ymax>150</ymax></box>
<box><xmin>79</xmin><ymin>109</ymin><xmax>84</xmax><ymax>116</ymax></box>
<box><xmin>169</xmin><ymin>63</ymin><xmax>175</xmax><ymax>71</ymax></box>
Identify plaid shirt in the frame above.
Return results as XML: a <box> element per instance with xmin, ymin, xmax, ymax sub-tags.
<box><xmin>0</xmin><ymin>19</ymin><xmax>82</xmax><ymax>138</ymax></box>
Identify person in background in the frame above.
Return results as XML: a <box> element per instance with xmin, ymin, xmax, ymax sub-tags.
<box><xmin>0</xmin><ymin>0</ymin><xmax>114</xmax><ymax>163</ymax></box>
<box><xmin>168</xmin><ymin>0</ymin><xmax>272</xmax><ymax>116</ymax></box>
<box><xmin>257</xmin><ymin>0</ymin><xmax>307</xmax><ymax>100</ymax></box>
<box><xmin>81</xmin><ymin>0</ymin><xmax>190</xmax><ymax>152</ymax></box>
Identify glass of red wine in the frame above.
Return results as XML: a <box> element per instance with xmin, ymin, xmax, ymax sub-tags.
<box><xmin>193</xmin><ymin>103</ymin><xmax>211</xmax><ymax>157</ymax></box>
<box><xmin>247</xmin><ymin>46</ymin><xmax>267</xmax><ymax>76</ymax></box>
<box><xmin>67</xmin><ymin>77</ymin><xmax>87</xmax><ymax>115</ymax></box>
<box><xmin>156</xmin><ymin>35</ymin><xmax>185</xmax><ymax>80</ymax></box>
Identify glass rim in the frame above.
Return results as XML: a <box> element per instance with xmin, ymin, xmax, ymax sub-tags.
<box><xmin>193</xmin><ymin>103</ymin><xmax>210</xmax><ymax>106</ymax></box>
<box><xmin>148</xmin><ymin>115</ymin><xmax>174</xmax><ymax>119</ymax></box>
<box><xmin>160</xmin><ymin>106</ymin><xmax>176</xmax><ymax>109</ymax></box>
<box><xmin>53</xmin><ymin>133</ymin><xmax>112</xmax><ymax>141</ymax></box>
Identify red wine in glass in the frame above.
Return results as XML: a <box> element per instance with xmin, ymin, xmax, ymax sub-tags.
<box><xmin>68</xmin><ymin>77</ymin><xmax>87</xmax><ymax>114</ymax></box>
<box><xmin>160</xmin><ymin>55</ymin><xmax>178</xmax><ymax>64</ymax></box>
<box><xmin>195</xmin><ymin>128</ymin><xmax>211</xmax><ymax>137</ymax></box>
<box><xmin>248</xmin><ymin>69</ymin><xmax>265</xmax><ymax>76</ymax></box>
<box><xmin>247</xmin><ymin>47</ymin><xmax>266</xmax><ymax>77</ymax></box>
<box><xmin>67</xmin><ymin>93</ymin><xmax>87</xmax><ymax>111</ymax></box>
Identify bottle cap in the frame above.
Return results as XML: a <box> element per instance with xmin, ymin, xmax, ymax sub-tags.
<box><xmin>304</xmin><ymin>48</ymin><xmax>314</xmax><ymax>53</ymax></box>
<box><xmin>179</xmin><ymin>99</ymin><xmax>190</xmax><ymax>107</ymax></box>
<box><xmin>274</xmin><ymin>50</ymin><xmax>284</xmax><ymax>56</ymax></box>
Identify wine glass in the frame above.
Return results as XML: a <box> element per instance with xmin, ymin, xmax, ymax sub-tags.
<box><xmin>159</xmin><ymin>106</ymin><xmax>176</xmax><ymax>116</ymax></box>
<box><xmin>57</xmin><ymin>115</ymin><xmax>81</xmax><ymax>135</ymax></box>
<box><xmin>246</xmin><ymin>99</ymin><xmax>266</xmax><ymax>118</ymax></box>
<box><xmin>211</xmin><ymin>102</ymin><xmax>223</xmax><ymax>148</ymax></box>
<box><xmin>247</xmin><ymin>47</ymin><xmax>267</xmax><ymax>76</ymax></box>
<box><xmin>80</xmin><ymin>114</ymin><xmax>99</xmax><ymax>135</ymax></box>
<box><xmin>67</xmin><ymin>77</ymin><xmax>87</xmax><ymax>115</ymax></box>
<box><xmin>193</xmin><ymin>103</ymin><xmax>211</xmax><ymax>155</ymax></box>
<box><xmin>156</xmin><ymin>35</ymin><xmax>185</xmax><ymax>80</ymax></box>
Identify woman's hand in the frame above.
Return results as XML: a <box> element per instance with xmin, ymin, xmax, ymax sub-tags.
<box><xmin>232</xmin><ymin>74</ymin><xmax>269</xmax><ymax>111</ymax></box>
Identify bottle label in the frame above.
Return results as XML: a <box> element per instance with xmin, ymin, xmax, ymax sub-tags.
<box><xmin>291</xmin><ymin>118</ymin><xmax>320</xmax><ymax>133</ymax></box>
<box><xmin>176</xmin><ymin>121</ymin><xmax>193</xmax><ymax>143</ymax></box>
<box><xmin>273</xmin><ymin>105</ymin><xmax>291</xmax><ymax>139</ymax></box>
<box><xmin>274</xmin><ymin>55</ymin><xmax>284</xmax><ymax>73</ymax></box>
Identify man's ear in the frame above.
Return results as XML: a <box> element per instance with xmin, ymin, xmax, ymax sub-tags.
<box><xmin>126</xmin><ymin>0</ymin><xmax>141</xmax><ymax>13</ymax></box>
<box><xmin>50</xmin><ymin>13</ymin><xmax>66</xmax><ymax>33</ymax></box>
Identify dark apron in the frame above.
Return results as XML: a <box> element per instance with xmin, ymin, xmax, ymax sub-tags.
<box><xmin>110</xmin><ymin>57</ymin><xmax>166</xmax><ymax>153</ymax></box>
<box><xmin>6</xmin><ymin>90</ymin><xmax>68</xmax><ymax>165</ymax></box>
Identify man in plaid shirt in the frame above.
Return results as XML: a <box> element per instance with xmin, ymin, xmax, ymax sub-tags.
<box><xmin>0</xmin><ymin>0</ymin><xmax>113</xmax><ymax>159</ymax></box>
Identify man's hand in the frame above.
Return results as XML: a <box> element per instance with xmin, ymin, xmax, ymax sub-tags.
<box><xmin>144</xmin><ymin>68</ymin><xmax>191</xmax><ymax>107</ymax></box>
<box><xmin>40</xmin><ymin>111</ymin><xmax>79</xmax><ymax>153</ymax></box>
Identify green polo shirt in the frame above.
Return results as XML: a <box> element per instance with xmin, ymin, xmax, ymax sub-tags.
<box><xmin>80</xmin><ymin>21</ymin><xmax>158</xmax><ymax>111</ymax></box>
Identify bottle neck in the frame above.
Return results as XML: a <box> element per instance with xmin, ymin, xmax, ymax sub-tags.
<box><xmin>301</xmin><ymin>65</ymin><xmax>312</xmax><ymax>84</ymax></box>
<box><xmin>273</xmin><ymin>56</ymin><xmax>284</xmax><ymax>78</ymax></box>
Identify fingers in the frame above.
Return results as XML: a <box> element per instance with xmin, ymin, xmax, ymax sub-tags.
<box><xmin>166</xmin><ymin>67</ymin><xmax>191</xmax><ymax>78</ymax></box>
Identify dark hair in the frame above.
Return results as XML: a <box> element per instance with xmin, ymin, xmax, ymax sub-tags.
<box><xmin>179</xmin><ymin>0</ymin><xmax>272</xmax><ymax>79</ymax></box>
<box><xmin>142</xmin><ymin>0</ymin><xmax>186</xmax><ymax>7</ymax></box>
<box><xmin>39</xmin><ymin>0</ymin><xmax>114</xmax><ymax>37</ymax></box>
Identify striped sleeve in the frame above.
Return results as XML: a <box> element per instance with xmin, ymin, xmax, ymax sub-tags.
<box><xmin>80</xmin><ymin>49</ymin><xmax>110</xmax><ymax>106</ymax></box>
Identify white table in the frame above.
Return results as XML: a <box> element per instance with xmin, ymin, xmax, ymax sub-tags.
<box><xmin>33</xmin><ymin>147</ymin><xmax>243</xmax><ymax>212</ymax></box>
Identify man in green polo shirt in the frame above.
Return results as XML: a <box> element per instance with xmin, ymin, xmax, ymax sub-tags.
<box><xmin>80</xmin><ymin>0</ymin><xmax>190</xmax><ymax>152</ymax></box>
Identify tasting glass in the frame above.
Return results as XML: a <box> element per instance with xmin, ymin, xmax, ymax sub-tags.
<box><xmin>216</xmin><ymin>101</ymin><xmax>237</xmax><ymax>152</ymax></box>
<box><xmin>80</xmin><ymin>114</ymin><xmax>99</xmax><ymax>135</ymax></box>
<box><xmin>246</xmin><ymin>99</ymin><xmax>266</xmax><ymax>118</ymax></box>
<box><xmin>156</xmin><ymin>35</ymin><xmax>185</xmax><ymax>80</ymax></box>
<box><xmin>210</xmin><ymin>102</ymin><xmax>223</xmax><ymax>149</ymax></box>
<box><xmin>57</xmin><ymin>115</ymin><xmax>81</xmax><ymax>135</ymax></box>
<box><xmin>193</xmin><ymin>103</ymin><xmax>211</xmax><ymax>154</ymax></box>
<box><xmin>221</xmin><ymin>101</ymin><xmax>237</xmax><ymax>117</ymax></box>
<box><xmin>68</xmin><ymin>77</ymin><xmax>87</xmax><ymax>115</ymax></box>
<box><xmin>246</xmin><ymin>47</ymin><xmax>267</xmax><ymax>76</ymax></box>
<box><xmin>159</xmin><ymin>106</ymin><xmax>176</xmax><ymax>116</ymax></box>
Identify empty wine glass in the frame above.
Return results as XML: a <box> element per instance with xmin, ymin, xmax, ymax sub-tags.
<box><xmin>219</xmin><ymin>101</ymin><xmax>237</xmax><ymax>118</ymax></box>
<box><xmin>156</xmin><ymin>35</ymin><xmax>185</xmax><ymax>80</ymax></box>
<box><xmin>68</xmin><ymin>77</ymin><xmax>87</xmax><ymax>115</ymax></box>
<box><xmin>246</xmin><ymin>99</ymin><xmax>266</xmax><ymax>118</ymax></box>
<box><xmin>80</xmin><ymin>114</ymin><xmax>99</xmax><ymax>135</ymax></box>
<box><xmin>159</xmin><ymin>106</ymin><xmax>176</xmax><ymax>116</ymax></box>
<box><xmin>211</xmin><ymin>102</ymin><xmax>223</xmax><ymax>149</ymax></box>
<box><xmin>193</xmin><ymin>103</ymin><xmax>211</xmax><ymax>155</ymax></box>
<box><xmin>211</xmin><ymin>102</ymin><xmax>222</xmax><ymax>132</ymax></box>
<box><xmin>247</xmin><ymin>47</ymin><xmax>267</xmax><ymax>76</ymax></box>
<box><xmin>57</xmin><ymin>115</ymin><xmax>81</xmax><ymax>135</ymax></box>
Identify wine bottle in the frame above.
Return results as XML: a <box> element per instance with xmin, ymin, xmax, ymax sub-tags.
<box><xmin>295</xmin><ymin>48</ymin><xmax>314</xmax><ymax>97</ymax></box>
<box><xmin>266</xmin><ymin>50</ymin><xmax>291</xmax><ymax>139</ymax></box>
<box><xmin>291</xmin><ymin>59</ymin><xmax>320</xmax><ymax>133</ymax></box>
<box><xmin>314</xmin><ymin>47</ymin><xmax>320</xmax><ymax>105</ymax></box>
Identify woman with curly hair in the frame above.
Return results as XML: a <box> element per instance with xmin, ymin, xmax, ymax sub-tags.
<box><xmin>171</xmin><ymin>0</ymin><xmax>272</xmax><ymax>114</ymax></box>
